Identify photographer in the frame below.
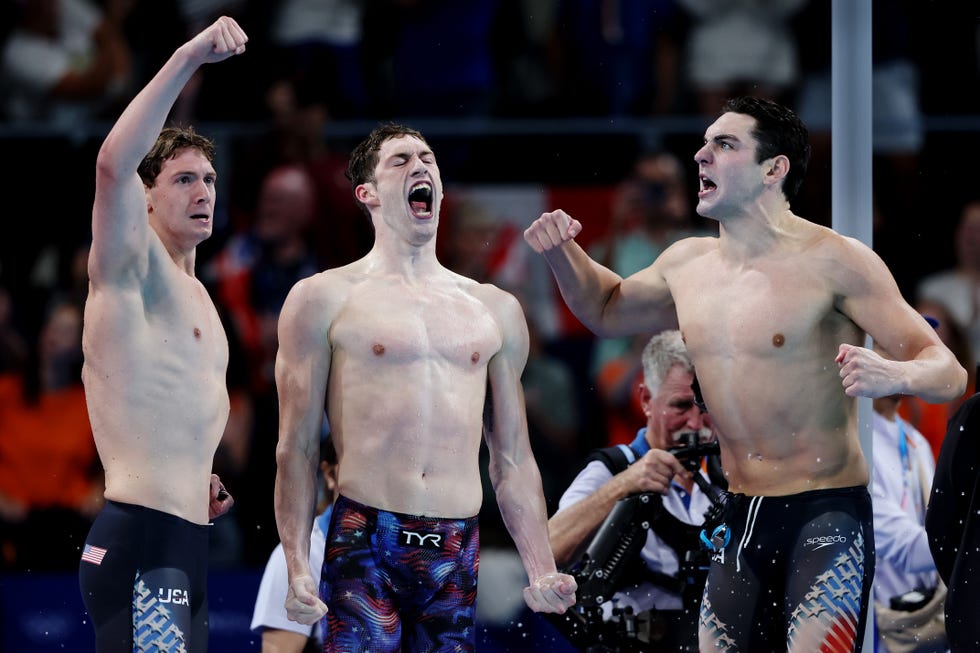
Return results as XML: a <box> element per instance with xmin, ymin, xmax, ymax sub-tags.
<box><xmin>548</xmin><ymin>330</ymin><xmax>722</xmax><ymax>652</ymax></box>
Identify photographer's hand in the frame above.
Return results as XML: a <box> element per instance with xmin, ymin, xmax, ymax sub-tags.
<box><xmin>620</xmin><ymin>449</ymin><xmax>687</xmax><ymax>495</ymax></box>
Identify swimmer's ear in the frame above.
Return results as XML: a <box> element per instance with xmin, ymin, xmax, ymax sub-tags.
<box><xmin>355</xmin><ymin>182</ymin><xmax>380</xmax><ymax>208</ymax></box>
<box><xmin>764</xmin><ymin>155</ymin><xmax>790</xmax><ymax>185</ymax></box>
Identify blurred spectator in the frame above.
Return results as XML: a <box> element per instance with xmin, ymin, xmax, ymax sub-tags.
<box><xmin>868</xmin><ymin>0</ymin><xmax>926</xmax><ymax>254</ymax></box>
<box><xmin>550</xmin><ymin>0</ymin><xmax>687</xmax><ymax>116</ymax></box>
<box><xmin>205</xmin><ymin>163</ymin><xmax>323</xmax><ymax>565</ymax></box>
<box><xmin>27</xmin><ymin>237</ymin><xmax>91</xmax><ymax>318</ymax></box>
<box><xmin>440</xmin><ymin>199</ymin><xmax>512</xmax><ymax>284</ymax></box>
<box><xmin>166</xmin><ymin>0</ymin><xmax>270</xmax><ymax>123</ymax></box>
<box><xmin>594</xmin><ymin>332</ymin><xmax>652</xmax><ymax>447</ymax></box>
<box><xmin>899</xmin><ymin>299</ymin><xmax>977</xmax><ymax>461</ymax></box>
<box><xmin>794</xmin><ymin>0</ymin><xmax>926</xmax><ymax>248</ymax></box>
<box><xmin>916</xmin><ymin>199</ymin><xmax>980</xmax><ymax>359</ymax></box>
<box><xmin>0</xmin><ymin>298</ymin><xmax>102</xmax><ymax>570</ymax></box>
<box><xmin>491</xmin><ymin>0</ymin><xmax>563</xmax><ymax>117</ymax></box>
<box><xmin>585</xmin><ymin>149</ymin><xmax>711</xmax><ymax>446</ymax></box>
<box><xmin>361</xmin><ymin>0</ymin><xmax>501</xmax><ymax>119</ymax></box>
<box><xmin>914</xmin><ymin>3</ymin><xmax>980</xmax><ymax>117</ymax></box>
<box><xmin>871</xmin><ymin>388</ymin><xmax>947</xmax><ymax>653</ymax></box>
<box><xmin>226</xmin><ymin>75</ymin><xmax>372</xmax><ymax>272</ymax></box>
<box><xmin>208</xmin><ymin>164</ymin><xmax>322</xmax><ymax>396</ymax></box>
<box><xmin>117</xmin><ymin>1</ymin><xmax>186</xmax><ymax>89</ymax></box>
<box><xmin>676</xmin><ymin>0</ymin><xmax>807</xmax><ymax>117</ymax></box>
<box><xmin>588</xmin><ymin>150</ymin><xmax>704</xmax><ymax>282</ymax></box>
<box><xmin>265</xmin><ymin>0</ymin><xmax>369</xmax><ymax>120</ymax></box>
<box><xmin>0</xmin><ymin>285</ymin><xmax>28</xmax><ymax>374</ymax></box>
<box><xmin>0</xmin><ymin>0</ymin><xmax>132</xmax><ymax>125</ymax></box>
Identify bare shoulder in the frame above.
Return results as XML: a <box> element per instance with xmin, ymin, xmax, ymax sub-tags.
<box><xmin>670</xmin><ymin>232</ymin><xmax>719</xmax><ymax>254</ymax></box>
<box><xmin>658</xmin><ymin>233</ymin><xmax>718</xmax><ymax>266</ymax></box>
<box><xmin>280</xmin><ymin>264</ymin><xmax>361</xmax><ymax>327</ymax></box>
<box><xmin>796</xmin><ymin>219</ymin><xmax>868</xmax><ymax>255</ymax></box>
<box><xmin>458</xmin><ymin>274</ymin><xmax>522</xmax><ymax>319</ymax></box>
<box><xmin>801</xmin><ymin>222</ymin><xmax>889</xmax><ymax>290</ymax></box>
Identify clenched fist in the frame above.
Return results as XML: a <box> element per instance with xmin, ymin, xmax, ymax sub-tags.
<box><xmin>523</xmin><ymin>571</ymin><xmax>577</xmax><ymax>614</ymax></box>
<box><xmin>524</xmin><ymin>210</ymin><xmax>582</xmax><ymax>253</ymax></box>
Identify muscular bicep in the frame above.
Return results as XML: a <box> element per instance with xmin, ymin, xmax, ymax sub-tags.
<box><xmin>593</xmin><ymin>256</ymin><xmax>677</xmax><ymax>337</ymax></box>
<box><xmin>89</xmin><ymin>169</ymin><xmax>151</xmax><ymax>285</ymax></box>
<box><xmin>836</xmin><ymin>239</ymin><xmax>942</xmax><ymax>359</ymax></box>
<box><xmin>276</xmin><ymin>279</ymin><xmax>333</xmax><ymax>451</ymax></box>
<box><xmin>483</xmin><ymin>292</ymin><xmax>532</xmax><ymax>468</ymax></box>
<box><xmin>616</xmin><ymin>264</ymin><xmax>675</xmax><ymax>323</ymax></box>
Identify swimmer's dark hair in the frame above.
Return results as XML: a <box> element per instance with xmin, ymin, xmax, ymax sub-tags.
<box><xmin>345</xmin><ymin>123</ymin><xmax>429</xmax><ymax>217</ymax></box>
<box><xmin>722</xmin><ymin>97</ymin><xmax>810</xmax><ymax>202</ymax></box>
<box><xmin>138</xmin><ymin>126</ymin><xmax>216</xmax><ymax>188</ymax></box>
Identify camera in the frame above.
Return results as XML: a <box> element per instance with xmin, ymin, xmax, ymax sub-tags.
<box><xmin>546</xmin><ymin>435</ymin><xmax>727</xmax><ymax>652</ymax></box>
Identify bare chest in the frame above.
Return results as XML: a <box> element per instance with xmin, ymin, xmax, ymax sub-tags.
<box><xmin>671</xmin><ymin>259</ymin><xmax>839</xmax><ymax>358</ymax></box>
<box><xmin>148</xmin><ymin>275</ymin><xmax>226</xmax><ymax>356</ymax></box>
<box><xmin>84</xmin><ymin>270</ymin><xmax>228</xmax><ymax>374</ymax></box>
<box><xmin>332</xmin><ymin>283</ymin><xmax>502</xmax><ymax>367</ymax></box>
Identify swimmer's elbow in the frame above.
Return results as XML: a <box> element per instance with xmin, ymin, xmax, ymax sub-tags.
<box><xmin>953</xmin><ymin>364</ymin><xmax>969</xmax><ymax>398</ymax></box>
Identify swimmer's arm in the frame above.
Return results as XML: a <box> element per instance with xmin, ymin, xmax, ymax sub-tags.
<box><xmin>835</xmin><ymin>237</ymin><xmax>967</xmax><ymax>402</ymax></box>
<box><xmin>525</xmin><ymin>210</ymin><xmax>676</xmax><ymax>337</ymax></box>
<box><xmin>485</xmin><ymin>291</ymin><xmax>577</xmax><ymax>612</ymax></box>
<box><xmin>91</xmin><ymin>18</ymin><xmax>247</xmax><ymax>284</ymax></box>
<box><xmin>274</xmin><ymin>278</ymin><xmax>331</xmax><ymax>611</ymax></box>
<box><xmin>484</xmin><ymin>291</ymin><xmax>558</xmax><ymax>578</ymax></box>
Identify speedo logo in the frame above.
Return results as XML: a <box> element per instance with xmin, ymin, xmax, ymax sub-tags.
<box><xmin>805</xmin><ymin>534</ymin><xmax>848</xmax><ymax>550</ymax></box>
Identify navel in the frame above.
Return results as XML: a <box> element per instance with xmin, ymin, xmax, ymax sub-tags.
<box><xmin>372</xmin><ymin>343</ymin><xmax>386</xmax><ymax>356</ymax></box>
<box><xmin>193</xmin><ymin>327</ymin><xmax>201</xmax><ymax>338</ymax></box>
<box><xmin>471</xmin><ymin>351</ymin><xmax>480</xmax><ymax>364</ymax></box>
<box><xmin>772</xmin><ymin>333</ymin><xmax>785</xmax><ymax>347</ymax></box>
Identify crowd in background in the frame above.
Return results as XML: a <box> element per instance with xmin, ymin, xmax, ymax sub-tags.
<box><xmin>1</xmin><ymin>0</ymin><xmax>979</xmax><ymax>573</ymax></box>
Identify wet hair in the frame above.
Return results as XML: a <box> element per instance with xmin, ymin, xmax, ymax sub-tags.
<box><xmin>641</xmin><ymin>330</ymin><xmax>694</xmax><ymax>397</ymax></box>
<box><xmin>722</xmin><ymin>97</ymin><xmax>810</xmax><ymax>202</ymax></box>
<box><xmin>345</xmin><ymin>123</ymin><xmax>428</xmax><ymax>216</ymax></box>
<box><xmin>137</xmin><ymin>126</ymin><xmax>216</xmax><ymax>188</ymax></box>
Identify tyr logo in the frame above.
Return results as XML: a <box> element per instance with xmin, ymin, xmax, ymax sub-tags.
<box><xmin>158</xmin><ymin>588</ymin><xmax>190</xmax><ymax>606</ymax></box>
<box><xmin>400</xmin><ymin>529</ymin><xmax>443</xmax><ymax>549</ymax></box>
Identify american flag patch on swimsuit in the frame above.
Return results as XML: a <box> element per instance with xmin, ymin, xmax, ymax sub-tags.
<box><xmin>81</xmin><ymin>544</ymin><xmax>108</xmax><ymax>565</ymax></box>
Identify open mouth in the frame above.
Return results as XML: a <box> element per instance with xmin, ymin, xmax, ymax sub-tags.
<box><xmin>190</xmin><ymin>213</ymin><xmax>210</xmax><ymax>221</ymax></box>
<box><xmin>408</xmin><ymin>182</ymin><xmax>433</xmax><ymax>218</ymax></box>
<box><xmin>699</xmin><ymin>175</ymin><xmax>717</xmax><ymax>196</ymax></box>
